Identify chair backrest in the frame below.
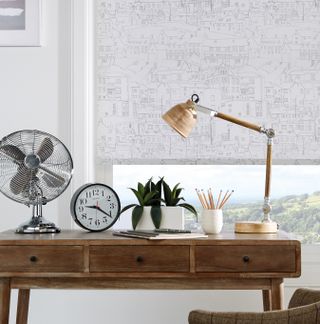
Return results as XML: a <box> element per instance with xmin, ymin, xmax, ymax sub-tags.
<box><xmin>189</xmin><ymin>302</ymin><xmax>320</xmax><ymax>324</ymax></box>
<box><xmin>188</xmin><ymin>289</ymin><xmax>320</xmax><ymax>324</ymax></box>
<box><xmin>289</xmin><ymin>288</ymin><xmax>320</xmax><ymax>309</ymax></box>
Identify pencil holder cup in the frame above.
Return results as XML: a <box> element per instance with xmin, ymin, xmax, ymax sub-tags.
<box><xmin>201</xmin><ymin>209</ymin><xmax>223</xmax><ymax>234</ymax></box>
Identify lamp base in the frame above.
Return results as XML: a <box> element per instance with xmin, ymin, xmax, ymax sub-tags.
<box><xmin>234</xmin><ymin>221</ymin><xmax>278</xmax><ymax>234</ymax></box>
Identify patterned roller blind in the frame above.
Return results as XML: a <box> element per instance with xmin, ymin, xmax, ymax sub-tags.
<box><xmin>95</xmin><ymin>0</ymin><xmax>320</xmax><ymax>165</ymax></box>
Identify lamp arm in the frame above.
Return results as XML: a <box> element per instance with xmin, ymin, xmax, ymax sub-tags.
<box><xmin>216</xmin><ymin>110</ymin><xmax>275</xmax><ymax>223</ymax></box>
<box><xmin>196</xmin><ymin>104</ymin><xmax>217</xmax><ymax>115</ymax></box>
<box><xmin>262</xmin><ymin>138</ymin><xmax>273</xmax><ymax>223</ymax></box>
<box><xmin>215</xmin><ymin>111</ymin><xmax>262</xmax><ymax>133</ymax></box>
<box><xmin>215</xmin><ymin>109</ymin><xmax>275</xmax><ymax>223</ymax></box>
<box><xmin>194</xmin><ymin>98</ymin><xmax>275</xmax><ymax>224</ymax></box>
<box><xmin>195</xmin><ymin>104</ymin><xmax>275</xmax><ymax>139</ymax></box>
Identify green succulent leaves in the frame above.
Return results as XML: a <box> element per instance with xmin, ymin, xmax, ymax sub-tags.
<box><xmin>120</xmin><ymin>177</ymin><xmax>163</xmax><ymax>229</ymax></box>
<box><xmin>132</xmin><ymin>206</ymin><xmax>144</xmax><ymax>230</ymax></box>
<box><xmin>150</xmin><ymin>205</ymin><xmax>161</xmax><ymax>229</ymax></box>
<box><xmin>120</xmin><ymin>177</ymin><xmax>197</xmax><ymax>230</ymax></box>
<box><xmin>162</xmin><ymin>179</ymin><xmax>197</xmax><ymax>217</ymax></box>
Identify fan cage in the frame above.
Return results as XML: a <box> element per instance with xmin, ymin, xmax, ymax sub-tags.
<box><xmin>0</xmin><ymin>129</ymin><xmax>73</xmax><ymax>205</ymax></box>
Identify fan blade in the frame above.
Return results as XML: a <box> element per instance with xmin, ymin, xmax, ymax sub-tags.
<box><xmin>0</xmin><ymin>145</ymin><xmax>25</xmax><ymax>162</ymax></box>
<box><xmin>37</xmin><ymin>137</ymin><xmax>54</xmax><ymax>163</ymax></box>
<box><xmin>43</xmin><ymin>173</ymin><xmax>65</xmax><ymax>188</ymax></box>
<box><xmin>10</xmin><ymin>166</ymin><xmax>31</xmax><ymax>195</ymax></box>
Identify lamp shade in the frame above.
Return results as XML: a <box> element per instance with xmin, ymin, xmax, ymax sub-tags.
<box><xmin>162</xmin><ymin>99</ymin><xmax>197</xmax><ymax>138</ymax></box>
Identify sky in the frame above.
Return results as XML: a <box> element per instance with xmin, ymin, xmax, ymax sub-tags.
<box><xmin>113</xmin><ymin>165</ymin><xmax>320</xmax><ymax>206</ymax></box>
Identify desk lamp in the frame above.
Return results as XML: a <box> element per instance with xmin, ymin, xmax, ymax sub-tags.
<box><xmin>162</xmin><ymin>94</ymin><xmax>277</xmax><ymax>233</ymax></box>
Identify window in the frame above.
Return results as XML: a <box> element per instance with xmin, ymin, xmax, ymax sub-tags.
<box><xmin>114</xmin><ymin>165</ymin><xmax>320</xmax><ymax>243</ymax></box>
<box><xmin>92</xmin><ymin>1</ymin><xmax>320</xmax><ymax>245</ymax></box>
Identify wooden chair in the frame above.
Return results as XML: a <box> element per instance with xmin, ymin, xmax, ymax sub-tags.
<box><xmin>188</xmin><ymin>288</ymin><xmax>320</xmax><ymax>324</ymax></box>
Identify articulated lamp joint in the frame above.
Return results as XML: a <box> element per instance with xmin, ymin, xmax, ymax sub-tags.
<box><xmin>262</xmin><ymin>197</ymin><xmax>272</xmax><ymax>222</ymax></box>
<box><xmin>260</xmin><ymin>127</ymin><xmax>275</xmax><ymax>140</ymax></box>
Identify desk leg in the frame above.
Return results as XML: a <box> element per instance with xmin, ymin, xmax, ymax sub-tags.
<box><xmin>262</xmin><ymin>290</ymin><xmax>272</xmax><ymax>311</ymax></box>
<box><xmin>0</xmin><ymin>279</ymin><xmax>10</xmax><ymax>324</ymax></box>
<box><xmin>271</xmin><ymin>279</ymin><xmax>284</xmax><ymax>310</ymax></box>
<box><xmin>16</xmin><ymin>289</ymin><xmax>30</xmax><ymax>324</ymax></box>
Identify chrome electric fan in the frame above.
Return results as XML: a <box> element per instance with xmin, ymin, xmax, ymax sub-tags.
<box><xmin>0</xmin><ymin>129</ymin><xmax>73</xmax><ymax>233</ymax></box>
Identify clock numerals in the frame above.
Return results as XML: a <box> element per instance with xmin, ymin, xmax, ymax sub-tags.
<box><xmin>86</xmin><ymin>189</ymin><xmax>106</xmax><ymax>198</ymax></box>
<box><xmin>92</xmin><ymin>189</ymin><xmax>99</xmax><ymax>196</ymax></box>
<box><xmin>79</xmin><ymin>198</ymin><xmax>87</xmax><ymax>205</ymax></box>
<box><xmin>78</xmin><ymin>206</ymin><xmax>85</xmax><ymax>212</ymax></box>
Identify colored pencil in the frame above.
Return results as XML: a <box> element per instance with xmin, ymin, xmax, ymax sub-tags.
<box><xmin>218</xmin><ymin>190</ymin><xmax>229</xmax><ymax>209</ymax></box>
<box><xmin>219</xmin><ymin>190</ymin><xmax>234</xmax><ymax>209</ymax></box>
<box><xmin>195</xmin><ymin>188</ymin><xmax>233</xmax><ymax>210</ymax></box>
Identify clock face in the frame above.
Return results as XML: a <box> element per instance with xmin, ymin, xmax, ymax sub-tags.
<box><xmin>70</xmin><ymin>183</ymin><xmax>121</xmax><ymax>232</ymax></box>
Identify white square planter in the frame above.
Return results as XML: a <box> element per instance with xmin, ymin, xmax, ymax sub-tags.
<box><xmin>135</xmin><ymin>206</ymin><xmax>184</xmax><ymax>230</ymax></box>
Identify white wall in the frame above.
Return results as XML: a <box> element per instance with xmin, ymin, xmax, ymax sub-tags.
<box><xmin>0</xmin><ymin>1</ymin><xmax>318</xmax><ymax>324</ymax></box>
<box><xmin>0</xmin><ymin>0</ymin><xmax>71</xmax><ymax>230</ymax></box>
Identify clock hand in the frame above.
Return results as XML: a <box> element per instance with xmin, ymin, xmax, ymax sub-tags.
<box><xmin>96</xmin><ymin>206</ymin><xmax>112</xmax><ymax>218</ymax></box>
<box><xmin>85</xmin><ymin>205</ymin><xmax>112</xmax><ymax>218</ymax></box>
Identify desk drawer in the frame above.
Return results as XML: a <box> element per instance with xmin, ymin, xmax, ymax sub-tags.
<box><xmin>90</xmin><ymin>245</ymin><xmax>190</xmax><ymax>272</ymax></box>
<box><xmin>0</xmin><ymin>246</ymin><xmax>84</xmax><ymax>272</ymax></box>
<box><xmin>195</xmin><ymin>246</ymin><xmax>296</xmax><ymax>273</ymax></box>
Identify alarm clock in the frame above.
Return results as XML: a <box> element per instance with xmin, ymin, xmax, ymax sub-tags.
<box><xmin>70</xmin><ymin>183</ymin><xmax>121</xmax><ymax>232</ymax></box>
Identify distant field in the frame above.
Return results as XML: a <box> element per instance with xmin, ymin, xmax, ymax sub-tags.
<box><xmin>221</xmin><ymin>192</ymin><xmax>320</xmax><ymax>243</ymax></box>
<box><xmin>184</xmin><ymin>192</ymin><xmax>320</xmax><ymax>243</ymax></box>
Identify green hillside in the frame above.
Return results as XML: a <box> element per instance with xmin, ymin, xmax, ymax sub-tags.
<box><xmin>223</xmin><ymin>192</ymin><xmax>320</xmax><ymax>243</ymax></box>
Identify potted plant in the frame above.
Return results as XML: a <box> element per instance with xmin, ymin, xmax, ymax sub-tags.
<box><xmin>120</xmin><ymin>177</ymin><xmax>197</xmax><ymax>230</ymax></box>
<box><xmin>162</xmin><ymin>179</ymin><xmax>197</xmax><ymax>215</ymax></box>
<box><xmin>120</xmin><ymin>177</ymin><xmax>162</xmax><ymax>230</ymax></box>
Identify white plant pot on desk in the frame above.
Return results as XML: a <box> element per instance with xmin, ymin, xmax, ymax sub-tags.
<box><xmin>135</xmin><ymin>206</ymin><xmax>185</xmax><ymax>230</ymax></box>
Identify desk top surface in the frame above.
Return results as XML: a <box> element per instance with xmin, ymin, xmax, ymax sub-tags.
<box><xmin>0</xmin><ymin>230</ymin><xmax>300</xmax><ymax>246</ymax></box>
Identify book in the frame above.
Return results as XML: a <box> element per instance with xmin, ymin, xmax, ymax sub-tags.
<box><xmin>149</xmin><ymin>233</ymin><xmax>208</xmax><ymax>240</ymax></box>
<box><xmin>112</xmin><ymin>230</ymin><xmax>208</xmax><ymax>240</ymax></box>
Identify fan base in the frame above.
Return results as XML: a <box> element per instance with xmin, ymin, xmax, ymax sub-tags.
<box><xmin>16</xmin><ymin>216</ymin><xmax>60</xmax><ymax>234</ymax></box>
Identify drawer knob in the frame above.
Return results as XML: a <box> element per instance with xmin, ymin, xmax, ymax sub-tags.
<box><xmin>30</xmin><ymin>256</ymin><xmax>38</xmax><ymax>262</ymax></box>
<box><xmin>242</xmin><ymin>255</ymin><xmax>250</xmax><ymax>263</ymax></box>
<box><xmin>136</xmin><ymin>256</ymin><xmax>144</xmax><ymax>263</ymax></box>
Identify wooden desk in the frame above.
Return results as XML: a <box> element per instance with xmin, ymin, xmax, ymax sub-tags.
<box><xmin>0</xmin><ymin>230</ymin><xmax>300</xmax><ymax>324</ymax></box>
